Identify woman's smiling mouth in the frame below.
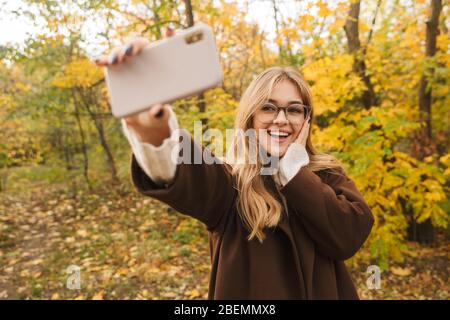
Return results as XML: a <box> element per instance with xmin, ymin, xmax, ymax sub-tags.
<box><xmin>267</xmin><ymin>129</ymin><xmax>291</xmax><ymax>143</ymax></box>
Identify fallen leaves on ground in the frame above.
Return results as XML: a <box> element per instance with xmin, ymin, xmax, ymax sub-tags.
<box><xmin>0</xmin><ymin>183</ymin><xmax>448</xmax><ymax>300</ymax></box>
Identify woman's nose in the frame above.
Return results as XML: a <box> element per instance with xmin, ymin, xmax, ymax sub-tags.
<box><xmin>273</xmin><ymin>110</ymin><xmax>289</xmax><ymax>124</ymax></box>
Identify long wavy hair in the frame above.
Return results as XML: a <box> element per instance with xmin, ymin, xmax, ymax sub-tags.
<box><xmin>226</xmin><ymin>66</ymin><xmax>344</xmax><ymax>242</ymax></box>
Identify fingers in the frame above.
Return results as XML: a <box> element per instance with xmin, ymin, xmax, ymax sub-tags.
<box><xmin>109</xmin><ymin>46</ymin><xmax>123</xmax><ymax>64</ymax></box>
<box><xmin>93</xmin><ymin>38</ymin><xmax>150</xmax><ymax>67</ymax></box>
<box><xmin>149</xmin><ymin>103</ymin><xmax>164</xmax><ymax>118</ymax></box>
<box><xmin>165</xmin><ymin>27</ymin><xmax>175</xmax><ymax>37</ymax></box>
<box><xmin>93</xmin><ymin>46</ymin><xmax>120</xmax><ymax>67</ymax></box>
<box><xmin>93</xmin><ymin>55</ymin><xmax>109</xmax><ymax>67</ymax></box>
<box><xmin>124</xmin><ymin>103</ymin><xmax>170</xmax><ymax>128</ymax></box>
<box><xmin>93</xmin><ymin>27</ymin><xmax>175</xmax><ymax>67</ymax></box>
<box><xmin>128</xmin><ymin>38</ymin><xmax>150</xmax><ymax>56</ymax></box>
<box><xmin>136</xmin><ymin>108</ymin><xmax>153</xmax><ymax>128</ymax></box>
<box><xmin>124</xmin><ymin>112</ymin><xmax>140</xmax><ymax>126</ymax></box>
<box><xmin>150</xmin><ymin>104</ymin><xmax>172</xmax><ymax>122</ymax></box>
<box><xmin>297</xmin><ymin>116</ymin><xmax>311</xmax><ymax>145</ymax></box>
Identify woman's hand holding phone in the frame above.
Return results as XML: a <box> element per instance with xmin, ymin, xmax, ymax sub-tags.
<box><xmin>94</xmin><ymin>28</ymin><xmax>175</xmax><ymax>147</ymax></box>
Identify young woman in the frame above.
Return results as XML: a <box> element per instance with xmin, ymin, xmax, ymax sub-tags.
<box><xmin>95</xmin><ymin>30</ymin><xmax>374</xmax><ymax>300</ymax></box>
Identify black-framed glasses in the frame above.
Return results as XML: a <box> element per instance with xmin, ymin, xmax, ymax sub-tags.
<box><xmin>255</xmin><ymin>102</ymin><xmax>311</xmax><ymax>125</ymax></box>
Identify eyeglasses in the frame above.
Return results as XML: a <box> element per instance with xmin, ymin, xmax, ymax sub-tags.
<box><xmin>255</xmin><ymin>102</ymin><xmax>311</xmax><ymax>125</ymax></box>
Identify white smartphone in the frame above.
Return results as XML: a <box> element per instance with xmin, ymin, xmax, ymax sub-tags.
<box><xmin>105</xmin><ymin>22</ymin><xmax>223</xmax><ymax>118</ymax></box>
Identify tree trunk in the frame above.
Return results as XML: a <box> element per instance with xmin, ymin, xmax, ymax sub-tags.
<box><xmin>409</xmin><ymin>0</ymin><xmax>443</xmax><ymax>244</ymax></box>
<box><xmin>72</xmin><ymin>89</ymin><xmax>92</xmax><ymax>190</ymax></box>
<box><xmin>271</xmin><ymin>0</ymin><xmax>285</xmax><ymax>62</ymax></box>
<box><xmin>183</xmin><ymin>0</ymin><xmax>207</xmax><ymax>126</ymax></box>
<box><xmin>343</xmin><ymin>0</ymin><xmax>379</xmax><ymax>109</ymax></box>
<box><xmin>183</xmin><ymin>0</ymin><xmax>194</xmax><ymax>27</ymax></box>
<box><xmin>75</xmin><ymin>88</ymin><xmax>119</xmax><ymax>185</ymax></box>
<box><xmin>0</xmin><ymin>170</ymin><xmax>7</xmax><ymax>192</ymax></box>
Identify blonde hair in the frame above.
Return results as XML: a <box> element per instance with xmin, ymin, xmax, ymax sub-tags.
<box><xmin>227</xmin><ymin>66</ymin><xmax>344</xmax><ymax>242</ymax></box>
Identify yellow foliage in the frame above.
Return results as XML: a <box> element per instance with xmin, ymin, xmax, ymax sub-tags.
<box><xmin>317</xmin><ymin>1</ymin><xmax>331</xmax><ymax>17</ymax></box>
<box><xmin>296</xmin><ymin>14</ymin><xmax>314</xmax><ymax>33</ymax></box>
<box><xmin>52</xmin><ymin>58</ymin><xmax>104</xmax><ymax>89</ymax></box>
<box><xmin>302</xmin><ymin>55</ymin><xmax>365</xmax><ymax>115</ymax></box>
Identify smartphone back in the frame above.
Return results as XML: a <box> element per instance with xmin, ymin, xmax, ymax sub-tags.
<box><xmin>105</xmin><ymin>23</ymin><xmax>223</xmax><ymax>118</ymax></box>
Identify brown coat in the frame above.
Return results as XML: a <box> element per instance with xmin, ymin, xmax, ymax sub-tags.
<box><xmin>130</xmin><ymin>129</ymin><xmax>374</xmax><ymax>300</ymax></box>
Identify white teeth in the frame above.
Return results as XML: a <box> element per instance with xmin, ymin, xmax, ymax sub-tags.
<box><xmin>269</xmin><ymin>131</ymin><xmax>290</xmax><ymax>137</ymax></box>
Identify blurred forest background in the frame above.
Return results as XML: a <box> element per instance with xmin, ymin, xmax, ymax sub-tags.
<box><xmin>0</xmin><ymin>0</ymin><xmax>448</xmax><ymax>299</ymax></box>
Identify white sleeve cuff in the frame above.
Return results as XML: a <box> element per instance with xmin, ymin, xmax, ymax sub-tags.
<box><xmin>121</xmin><ymin>106</ymin><xmax>180</xmax><ymax>186</ymax></box>
<box><xmin>278</xmin><ymin>143</ymin><xmax>310</xmax><ymax>186</ymax></box>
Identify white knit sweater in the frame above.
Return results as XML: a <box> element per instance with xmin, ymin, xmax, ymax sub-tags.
<box><xmin>121</xmin><ymin>106</ymin><xmax>310</xmax><ymax>187</ymax></box>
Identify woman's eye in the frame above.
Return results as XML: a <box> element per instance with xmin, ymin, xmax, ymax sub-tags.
<box><xmin>287</xmin><ymin>106</ymin><xmax>303</xmax><ymax>114</ymax></box>
<box><xmin>261</xmin><ymin>104</ymin><xmax>277</xmax><ymax>112</ymax></box>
